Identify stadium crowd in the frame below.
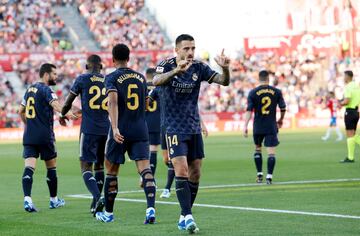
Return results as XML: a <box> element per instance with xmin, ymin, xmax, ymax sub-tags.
<box><xmin>0</xmin><ymin>0</ymin><xmax>70</xmax><ymax>53</ymax></box>
<box><xmin>77</xmin><ymin>0</ymin><xmax>169</xmax><ymax>51</ymax></box>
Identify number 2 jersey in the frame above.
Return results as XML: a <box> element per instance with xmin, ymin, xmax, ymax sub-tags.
<box><xmin>21</xmin><ymin>82</ymin><xmax>58</xmax><ymax>145</ymax></box>
<box><xmin>70</xmin><ymin>73</ymin><xmax>110</xmax><ymax>136</ymax></box>
<box><xmin>105</xmin><ymin>67</ymin><xmax>148</xmax><ymax>141</ymax></box>
<box><xmin>246</xmin><ymin>84</ymin><xmax>286</xmax><ymax>134</ymax></box>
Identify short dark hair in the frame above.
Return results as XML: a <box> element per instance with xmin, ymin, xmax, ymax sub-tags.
<box><xmin>87</xmin><ymin>54</ymin><xmax>102</xmax><ymax>70</ymax></box>
<box><xmin>259</xmin><ymin>70</ymin><xmax>269</xmax><ymax>81</ymax></box>
<box><xmin>112</xmin><ymin>43</ymin><xmax>130</xmax><ymax>62</ymax></box>
<box><xmin>146</xmin><ymin>68</ymin><xmax>156</xmax><ymax>75</ymax></box>
<box><xmin>345</xmin><ymin>70</ymin><xmax>353</xmax><ymax>78</ymax></box>
<box><xmin>175</xmin><ymin>34</ymin><xmax>194</xmax><ymax>45</ymax></box>
<box><xmin>39</xmin><ymin>63</ymin><xmax>56</xmax><ymax>78</ymax></box>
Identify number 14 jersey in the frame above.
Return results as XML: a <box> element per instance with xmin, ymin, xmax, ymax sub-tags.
<box><xmin>246</xmin><ymin>85</ymin><xmax>286</xmax><ymax>135</ymax></box>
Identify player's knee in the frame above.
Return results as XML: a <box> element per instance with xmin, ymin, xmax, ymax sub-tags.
<box><xmin>80</xmin><ymin>161</ymin><xmax>93</xmax><ymax>172</ymax></box>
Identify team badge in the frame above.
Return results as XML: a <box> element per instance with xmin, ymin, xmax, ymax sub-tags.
<box><xmin>192</xmin><ymin>73</ymin><xmax>198</xmax><ymax>81</ymax></box>
<box><xmin>170</xmin><ymin>148</ymin><xmax>174</xmax><ymax>155</ymax></box>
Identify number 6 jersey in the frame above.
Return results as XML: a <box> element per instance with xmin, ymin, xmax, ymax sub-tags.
<box><xmin>70</xmin><ymin>73</ymin><xmax>110</xmax><ymax>136</ymax></box>
<box><xmin>21</xmin><ymin>82</ymin><xmax>58</xmax><ymax>145</ymax></box>
<box><xmin>105</xmin><ymin>67</ymin><xmax>149</xmax><ymax>141</ymax></box>
<box><xmin>246</xmin><ymin>85</ymin><xmax>286</xmax><ymax>134</ymax></box>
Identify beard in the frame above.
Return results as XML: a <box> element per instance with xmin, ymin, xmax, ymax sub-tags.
<box><xmin>48</xmin><ymin>79</ymin><xmax>56</xmax><ymax>86</ymax></box>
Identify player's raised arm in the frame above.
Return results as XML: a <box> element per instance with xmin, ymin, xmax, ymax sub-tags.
<box><xmin>212</xmin><ymin>49</ymin><xmax>230</xmax><ymax>86</ymax></box>
<box><xmin>153</xmin><ymin>60</ymin><xmax>191</xmax><ymax>86</ymax></box>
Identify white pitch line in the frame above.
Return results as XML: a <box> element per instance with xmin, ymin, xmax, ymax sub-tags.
<box><xmin>80</xmin><ymin>178</ymin><xmax>360</xmax><ymax>195</ymax></box>
<box><xmin>67</xmin><ymin>194</ymin><xmax>360</xmax><ymax>220</ymax></box>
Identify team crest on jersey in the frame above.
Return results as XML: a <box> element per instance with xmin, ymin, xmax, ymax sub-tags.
<box><xmin>170</xmin><ymin>148</ymin><xmax>174</xmax><ymax>155</ymax></box>
<box><xmin>192</xmin><ymin>73</ymin><xmax>198</xmax><ymax>81</ymax></box>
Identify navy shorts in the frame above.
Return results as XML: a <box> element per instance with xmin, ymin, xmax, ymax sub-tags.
<box><xmin>23</xmin><ymin>142</ymin><xmax>57</xmax><ymax>161</ymax></box>
<box><xmin>79</xmin><ymin>133</ymin><xmax>107</xmax><ymax>163</ymax></box>
<box><xmin>105</xmin><ymin>138</ymin><xmax>149</xmax><ymax>164</ymax></box>
<box><xmin>330</xmin><ymin>116</ymin><xmax>337</xmax><ymax>126</ymax></box>
<box><xmin>160</xmin><ymin>128</ymin><xmax>167</xmax><ymax>150</ymax></box>
<box><xmin>149</xmin><ymin>132</ymin><xmax>161</xmax><ymax>146</ymax></box>
<box><xmin>253</xmin><ymin>133</ymin><xmax>279</xmax><ymax>147</ymax></box>
<box><xmin>165</xmin><ymin>133</ymin><xmax>204</xmax><ymax>160</ymax></box>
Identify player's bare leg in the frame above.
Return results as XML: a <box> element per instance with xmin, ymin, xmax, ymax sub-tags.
<box><xmin>161</xmin><ymin>149</ymin><xmax>174</xmax><ymax>198</ymax></box>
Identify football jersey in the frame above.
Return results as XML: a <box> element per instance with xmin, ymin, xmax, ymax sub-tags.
<box><xmin>146</xmin><ymin>82</ymin><xmax>161</xmax><ymax>133</ymax></box>
<box><xmin>70</xmin><ymin>73</ymin><xmax>110</xmax><ymax>135</ymax></box>
<box><xmin>155</xmin><ymin>57</ymin><xmax>218</xmax><ymax>134</ymax></box>
<box><xmin>21</xmin><ymin>82</ymin><xmax>57</xmax><ymax>145</ymax></box>
<box><xmin>326</xmin><ymin>98</ymin><xmax>338</xmax><ymax>118</ymax></box>
<box><xmin>246</xmin><ymin>84</ymin><xmax>286</xmax><ymax>135</ymax></box>
<box><xmin>106</xmin><ymin>67</ymin><xmax>148</xmax><ymax>141</ymax></box>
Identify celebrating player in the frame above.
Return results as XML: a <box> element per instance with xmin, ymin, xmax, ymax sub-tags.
<box><xmin>95</xmin><ymin>44</ymin><xmax>156</xmax><ymax>224</ymax></box>
<box><xmin>60</xmin><ymin>55</ymin><xmax>109</xmax><ymax>214</ymax></box>
<box><xmin>19</xmin><ymin>63</ymin><xmax>69</xmax><ymax>212</ymax></box>
<box><xmin>153</xmin><ymin>34</ymin><xmax>230</xmax><ymax>233</ymax></box>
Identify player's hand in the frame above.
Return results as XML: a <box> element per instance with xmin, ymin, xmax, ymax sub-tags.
<box><xmin>243</xmin><ymin>127</ymin><xmax>248</xmax><ymax>138</ymax></box>
<box><xmin>214</xmin><ymin>49</ymin><xmax>230</xmax><ymax>69</ymax></box>
<box><xmin>201</xmin><ymin>126</ymin><xmax>208</xmax><ymax>138</ymax></box>
<box><xmin>277</xmin><ymin>119</ymin><xmax>283</xmax><ymax>128</ymax></box>
<box><xmin>113</xmin><ymin>128</ymin><xmax>124</xmax><ymax>144</ymax></box>
<box><xmin>59</xmin><ymin>115</ymin><xmax>68</xmax><ymax>127</ymax></box>
<box><xmin>67</xmin><ymin>111</ymin><xmax>79</xmax><ymax>120</ymax></box>
<box><xmin>175</xmin><ymin>59</ymin><xmax>192</xmax><ymax>73</ymax></box>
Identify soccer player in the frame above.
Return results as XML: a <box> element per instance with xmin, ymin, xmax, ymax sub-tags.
<box><xmin>19</xmin><ymin>63</ymin><xmax>68</xmax><ymax>212</ymax></box>
<box><xmin>60</xmin><ymin>55</ymin><xmax>109</xmax><ymax>213</ymax></box>
<box><xmin>145</xmin><ymin>68</ymin><xmax>161</xmax><ymax>177</ymax></box>
<box><xmin>147</xmin><ymin>85</ymin><xmax>174</xmax><ymax>198</ymax></box>
<box><xmin>243</xmin><ymin>70</ymin><xmax>286</xmax><ymax>185</ymax></box>
<box><xmin>153</xmin><ymin>34</ymin><xmax>230</xmax><ymax>233</ymax></box>
<box><xmin>340</xmin><ymin>70</ymin><xmax>360</xmax><ymax>163</ymax></box>
<box><xmin>321</xmin><ymin>91</ymin><xmax>343</xmax><ymax>141</ymax></box>
<box><xmin>95</xmin><ymin>44</ymin><xmax>156</xmax><ymax>224</ymax></box>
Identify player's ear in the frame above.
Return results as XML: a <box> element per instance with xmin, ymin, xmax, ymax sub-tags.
<box><xmin>100</xmin><ymin>64</ymin><xmax>103</xmax><ymax>70</ymax></box>
<box><xmin>85</xmin><ymin>64</ymin><xmax>88</xmax><ymax>70</ymax></box>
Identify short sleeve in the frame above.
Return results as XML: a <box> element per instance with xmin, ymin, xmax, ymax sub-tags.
<box><xmin>246</xmin><ymin>91</ymin><xmax>254</xmax><ymax>111</ymax></box>
<box><xmin>70</xmin><ymin>76</ymin><xmax>82</xmax><ymax>95</ymax></box>
<box><xmin>155</xmin><ymin>60</ymin><xmax>168</xmax><ymax>74</ymax></box>
<box><xmin>44</xmin><ymin>87</ymin><xmax>58</xmax><ymax>105</ymax></box>
<box><xmin>105</xmin><ymin>74</ymin><xmax>117</xmax><ymax>94</ymax></box>
<box><xmin>200</xmin><ymin>63</ymin><xmax>218</xmax><ymax>83</ymax></box>
<box><xmin>344</xmin><ymin>85</ymin><xmax>352</xmax><ymax>98</ymax></box>
<box><xmin>278</xmin><ymin>90</ymin><xmax>286</xmax><ymax>110</ymax></box>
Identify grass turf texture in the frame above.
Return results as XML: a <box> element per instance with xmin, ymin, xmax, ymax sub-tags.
<box><xmin>0</xmin><ymin>130</ymin><xmax>359</xmax><ymax>235</ymax></box>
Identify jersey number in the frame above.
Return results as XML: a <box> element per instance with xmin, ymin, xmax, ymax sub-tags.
<box><xmin>127</xmin><ymin>84</ymin><xmax>139</xmax><ymax>110</ymax></box>
<box><xmin>25</xmin><ymin>97</ymin><xmax>36</xmax><ymax>119</ymax></box>
<box><xmin>147</xmin><ymin>100</ymin><xmax>157</xmax><ymax>112</ymax></box>
<box><xmin>167</xmin><ymin>134</ymin><xmax>178</xmax><ymax>147</ymax></box>
<box><xmin>261</xmin><ymin>96</ymin><xmax>271</xmax><ymax>115</ymax></box>
<box><xmin>89</xmin><ymin>86</ymin><xmax>108</xmax><ymax>110</ymax></box>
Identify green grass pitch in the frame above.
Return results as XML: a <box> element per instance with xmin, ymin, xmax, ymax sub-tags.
<box><xmin>1</xmin><ymin>129</ymin><xmax>360</xmax><ymax>235</ymax></box>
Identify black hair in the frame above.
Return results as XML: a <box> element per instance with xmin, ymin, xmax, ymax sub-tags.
<box><xmin>39</xmin><ymin>63</ymin><xmax>56</xmax><ymax>78</ymax></box>
<box><xmin>86</xmin><ymin>54</ymin><xmax>102</xmax><ymax>70</ymax></box>
<box><xmin>112</xmin><ymin>43</ymin><xmax>130</xmax><ymax>62</ymax></box>
<box><xmin>344</xmin><ymin>70</ymin><xmax>353</xmax><ymax>78</ymax></box>
<box><xmin>175</xmin><ymin>34</ymin><xmax>195</xmax><ymax>45</ymax></box>
<box><xmin>145</xmin><ymin>68</ymin><xmax>156</xmax><ymax>75</ymax></box>
<box><xmin>259</xmin><ymin>70</ymin><xmax>269</xmax><ymax>81</ymax></box>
